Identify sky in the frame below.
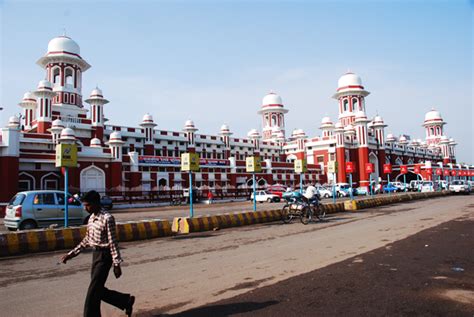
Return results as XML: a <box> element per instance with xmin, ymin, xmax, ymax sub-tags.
<box><xmin>1</xmin><ymin>0</ymin><xmax>472</xmax><ymax>163</ymax></box>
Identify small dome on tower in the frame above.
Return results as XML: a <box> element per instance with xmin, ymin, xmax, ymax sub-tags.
<box><xmin>22</xmin><ymin>92</ymin><xmax>36</xmax><ymax>101</ymax></box>
<box><xmin>109</xmin><ymin>131</ymin><xmax>122</xmax><ymax>141</ymax></box>
<box><xmin>47</xmin><ymin>36</ymin><xmax>80</xmax><ymax>55</ymax></box>
<box><xmin>344</xmin><ymin>124</ymin><xmax>355</xmax><ymax>132</ymax></box>
<box><xmin>90</xmin><ymin>87</ymin><xmax>103</xmax><ymax>97</ymax></box>
<box><xmin>291</xmin><ymin>129</ymin><xmax>306</xmax><ymax>138</ymax></box>
<box><xmin>90</xmin><ymin>138</ymin><xmax>102</xmax><ymax>147</ymax></box>
<box><xmin>9</xmin><ymin>116</ymin><xmax>20</xmax><ymax>125</ymax></box>
<box><xmin>373</xmin><ymin>115</ymin><xmax>384</xmax><ymax>124</ymax></box>
<box><xmin>220</xmin><ymin>124</ymin><xmax>229</xmax><ymax>131</ymax></box>
<box><xmin>321</xmin><ymin>116</ymin><xmax>333</xmax><ymax>124</ymax></box>
<box><xmin>184</xmin><ymin>119</ymin><xmax>195</xmax><ymax>128</ymax></box>
<box><xmin>37</xmin><ymin>79</ymin><xmax>52</xmax><ymax>90</ymax></box>
<box><xmin>337</xmin><ymin>72</ymin><xmax>363</xmax><ymax>90</ymax></box>
<box><xmin>424</xmin><ymin>109</ymin><xmax>443</xmax><ymax>123</ymax></box>
<box><xmin>60</xmin><ymin>127</ymin><xmax>76</xmax><ymax>141</ymax></box>
<box><xmin>262</xmin><ymin>92</ymin><xmax>283</xmax><ymax>106</ymax></box>
<box><xmin>386</xmin><ymin>133</ymin><xmax>395</xmax><ymax>141</ymax></box>
<box><xmin>142</xmin><ymin>113</ymin><xmax>154</xmax><ymax>123</ymax></box>
<box><xmin>399</xmin><ymin>135</ymin><xmax>408</xmax><ymax>143</ymax></box>
<box><xmin>52</xmin><ymin>119</ymin><xmax>64</xmax><ymax>128</ymax></box>
<box><xmin>334</xmin><ymin>122</ymin><xmax>343</xmax><ymax>129</ymax></box>
<box><xmin>247</xmin><ymin>128</ymin><xmax>260</xmax><ymax>138</ymax></box>
<box><xmin>355</xmin><ymin>111</ymin><xmax>367</xmax><ymax>119</ymax></box>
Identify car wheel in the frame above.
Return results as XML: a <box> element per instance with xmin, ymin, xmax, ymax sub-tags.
<box><xmin>324</xmin><ymin>193</ymin><xmax>330</xmax><ymax>198</ymax></box>
<box><xmin>19</xmin><ymin>220</ymin><xmax>37</xmax><ymax>230</ymax></box>
<box><xmin>274</xmin><ymin>197</ymin><xmax>281</xmax><ymax>203</ymax></box>
<box><xmin>267</xmin><ymin>198</ymin><xmax>273</xmax><ymax>203</ymax></box>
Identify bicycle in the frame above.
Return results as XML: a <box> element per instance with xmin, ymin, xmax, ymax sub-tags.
<box><xmin>281</xmin><ymin>195</ymin><xmax>325</xmax><ymax>225</ymax></box>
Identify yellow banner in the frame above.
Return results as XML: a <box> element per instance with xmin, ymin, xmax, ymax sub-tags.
<box><xmin>55</xmin><ymin>144</ymin><xmax>78</xmax><ymax>168</ymax></box>
<box><xmin>294</xmin><ymin>159</ymin><xmax>307</xmax><ymax>174</ymax></box>
<box><xmin>246</xmin><ymin>156</ymin><xmax>262</xmax><ymax>173</ymax></box>
<box><xmin>181</xmin><ymin>153</ymin><xmax>200</xmax><ymax>172</ymax></box>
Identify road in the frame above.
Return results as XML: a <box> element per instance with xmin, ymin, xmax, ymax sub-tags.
<box><xmin>0</xmin><ymin>195</ymin><xmax>472</xmax><ymax>316</ymax></box>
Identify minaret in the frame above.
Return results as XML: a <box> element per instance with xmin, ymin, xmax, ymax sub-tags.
<box><xmin>332</xmin><ymin>72</ymin><xmax>370</xmax><ymax>127</ymax></box>
<box><xmin>319</xmin><ymin>117</ymin><xmax>335</xmax><ymax>138</ymax></box>
<box><xmin>219</xmin><ymin>124</ymin><xmax>232</xmax><ymax>159</ymax></box>
<box><xmin>108</xmin><ymin>131</ymin><xmax>125</xmax><ymax>190</ymax></box>
<box><xmin>372</xmin><ymin>115</ymin><xmax>388</xmax><ymax>176</ymax></box>
<box><xmin>247</xmin><ymin>129</ymin><xmax>261</xmax><ymax>155</ymax></box>
<box><xmin>258</xmin><ymin>92</ymin><xmax>289</xmax><ymax>141</ymax></box>
<box><xmin>18</xmin><ymin>92</ymin><xmax>37</xmax><ymax>130</ymax></box>
<box><xmin>448</xmin><ymin>138</ymin><xmax>457</xmax><ymax>163</ymax></box>
<box><xmin>85</xmin><ymin>87</ymin><xmax>109</xmax><ymax>142</ymax></box>
<box><xmin>423</xmin><ymin>109</ymin><xmax>445</xmax><ymax>146</ymax></box>
<box><xmin>37</xmin><ymin>36</ymin><xmax>90</xmax><ymax>108</ymax></box>
<box><xmin>34</xmin><ymin>80</ymin><xmax>56</xmax><ymax>134</ymax></box>
<box><xmin>108</xmin><ymin>131</ymin><xmax>124</xmax><ymax>161</ymax></box>
<box><xmin>291</xmin><ymin>129</ymin><xmax>307</xmax><ymax>160</ymax></box>
<box><xmin>334</xmin><ymin>122</ymin><xmax>346</xmax><ymax>183</ymax></box>
<box><xmin>439</xmin><ymin>136</ymin><xmax>450</xmax><ymax>164</ymax></box>
<box><xmin>183</xmin><ymin>120</ymin><xmax>198</xmax><ymax>153</ymax></box>
<box><xmin>140</xmin><ymin>114</ymin><xmax>157</xmax><ymax>155</ymax></box>
<box><xmin>50</xmin><ymin>119</ymin><xmax>64</xmax><ymax>144</ymax></box>
<box><xmin>354</xmin><ymin>111</ymin><xmax>370</xmax><ymax>188</ymax></box>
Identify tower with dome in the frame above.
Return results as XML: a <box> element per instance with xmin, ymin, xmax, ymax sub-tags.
<box><xmin>0</xmin><ymin>34</ymin><xmax>470</xmax><ymax>211</ymax></box>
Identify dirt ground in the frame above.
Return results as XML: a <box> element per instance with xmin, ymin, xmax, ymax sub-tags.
<box><xmin>155</xmin><ymin>215</ymin><xmax>474</xmax><ymax>317</ymax></box>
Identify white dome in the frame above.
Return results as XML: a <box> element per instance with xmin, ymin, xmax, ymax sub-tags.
<box><xmin>291</xmin><ymin>129</ymin><xmax>306</xmax><ymax>138</ymax></box>
<box><xmin>37</xmin><ymin>79</ymin><xmax>52</xmax><ymax>90</ymax></box>
<box><xmin>424</xmin><ymin>109</ymin><xmax>443</xmax><ymax>122</ymax></box>
<box><xmin>373</xmin><ymin>115</ymin><xmax>384</xmax><ymax>124</ymax></box>
<box><xmin>23</xmin><ymin>92</ymin><xmax>36</xmax><ymax>101</ymax></box>
<box><xmin>90</xmin><ymin>87</ymin><xmax>103</xmax><ymax>97</ymax></box>
<box><xmin>355</xmin><ymin>111</ymin><xmax>367</xmax><ymax>119</ymax></box>
<box><xmin>262</xmin><ymin>92</ymin><xmax>283</xmax><ymax>106</ymax></box>
<box><xmin>109</xmin><ymin>131</ymin><xmax>122</xmax><ymax>141</ymax></box>
<box><xmin>247</xmin><ymin>128</ymin><xmax>260</xmax><ymax>138</ymax></box>
<box><xmin>321</xmin><ymin>116</ymin><xmax>332</xmax><ymax>124</ymax></box>
<box><xmin>9</xmin><ymin>116</ymin><xmax>20</xmax><ymax>124</ymax></box>
<box><xmin>386</xmin><ymin>133</ymin><xmax>395</xmax><ymax>141</ymax></box>
<box><xmin>220</xmin><ymin>124</ymin><xmax>229</xmax><ymax>131</ymax></box>
<box><xmin>399</xmin><ymin>135</ymin><xmax>407</xmax><ymax>142</ymax></box>
<box><xmin>47</xmin><ymin>36</ymin><xmax>80</xmax><ymax>55</ymax></box>
<box><xmin>184</xmin><ymin>119</ymin><xmax>195</xmax><ymax>127</ymax></box>
<box><xmin>334</xmin><ymin>122</ymin><xmax>343</xmax><ymax>129</ymax></box>
<box><xmin>90</xmin><ymin>138</ymin><xmax>101</xmax><ymax>147</ymax></box>
<box><xmin>337</xmin><ymin>72</ymin><xmax>363</xmax><ymax>89</ymax></box>
<box><xmin>52</xmin><ymin>119</ymin><xmax>64</xmax><ymax>128</ymax></box>
<box><xmin>142</xmin><ymin>113</ymin><xmax>154</xmax><ymax>123</ymax></box>
<box><xmin>344</xmin><ymin>124</ymin><xmax>355</xmax><ymax>131</ymax></box>
<box><xmin>60</xmin><ymin>127</ymin><xmax>76</xmax><ymax>141</ymax></box>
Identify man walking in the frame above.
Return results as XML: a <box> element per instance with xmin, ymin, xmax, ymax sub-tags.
<box><xmin>60</xmin><ymin>190</ymin><xmax>135</xmax><ymax>317</ymax></box>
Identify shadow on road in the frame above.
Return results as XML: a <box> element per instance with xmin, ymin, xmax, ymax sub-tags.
<box><xmin>156</xmin><ymin>301</ymin><xmax>279</xmax><ymax>317</ymax></box>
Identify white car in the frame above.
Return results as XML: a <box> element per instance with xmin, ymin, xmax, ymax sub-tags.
<box><xmin>392</xmin><ymin>182</ymin><xmax>407</xmax><ymax>192</ymax></box>
<box><xmin>317</xmin><ymin>186</ymin><xmax>333</xmax><ymax>198</ymax></box>
<box><xmin>420</xmin><ymin>181</ymin><xmax>434</xmax><ymax>192</ymax></box>
<box><xmin>250</xmin><ymin>191</ymin><xmax>281</xmax><ymax>203</ymax></box>
<box><xmin>449</xmin><ymin>180</ymin><xmax>471</xmax><ymax>194</ymax></box>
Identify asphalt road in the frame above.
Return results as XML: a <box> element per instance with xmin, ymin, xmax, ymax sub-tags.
<box><xmin>0</xmin><ymin>195</ymin><xmax>472</xmax><ymax>317</ymax></box>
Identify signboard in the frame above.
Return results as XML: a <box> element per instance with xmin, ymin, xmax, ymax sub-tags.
<box><xmin>55</xmin><ymin>144</ymin><xmax>78</xmax><ymax>168</ymax></box>
<box><xmin>451</xmin><ymin>170</ymin><xmax>457</xmax><ymax>176</ymax></box>
<box><xmin>436</xmin><ymin>168</ymin><xmax>443</xmax><ymax>176</ymax></box>
<box><xmin>414</xmin><ymin>164</ymin><xmax>421</xmax><ymax>174</ymax></box>
<box><xmin>139</xmin><ymin>155</ymin><xmax>228</xmax><ymax>167</ymax></box>
<box><xmin>365</xmin><ymin>163</ymin><xmax>374</xmax><ymax>174</ymax></box>
<box><xmin>345</xmin><ymin>162</ymin><xmax>355</xmax><ymax>174</ymax></box>
<box><xmin>294</xmin><ymin>159</ymin><xmax>307</xmax><ymax>174</ymax></box>
<box><xmin>181</xmin><ymin>153</ymin><xmax>200</xmax><ymax>172</ymax></box>
<box><xmin>246</xmin><ymin>156</ymin><xmax>262</xmax><ymax>173</ymax></box>
<box><xmin>383</xmin><ymin>164</ymin><xmax>392</xmax><ymax>174</ymax></box>
<box><xmin>327</xmin><ymin>161</ymin><xmax>337</xmax><ymax>174</ymax></box>
<box><xmin>444</xmin><ymin>169</ymin><xmax>450</xmax><ymax>176</ymax></box>
<box><xmin>400</xmin><ymin>165</ymin><xmax>408</xmax><ymax>174</ymax></box>
<box><xmin>426</xmin><ymin>168</ymin><xmax>432</xmax><ymax>175</ymax></box>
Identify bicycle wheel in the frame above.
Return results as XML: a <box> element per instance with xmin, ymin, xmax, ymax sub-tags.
<box><xmin>300</xmin><ymin>206</ymin><xmax>312</xmax><ymax>225</ymax></box>
<box><xmin>281</xmin><ymin>205</ymin><xmax>293</xmax><ymax>224</ymax></box>
<box><xmin>315</xmin><ymin>204</ymin><xmax>326</xmax><ymax>221</ymax></box>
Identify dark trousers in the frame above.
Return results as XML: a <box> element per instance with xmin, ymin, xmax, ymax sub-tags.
<box><xmin>84</xmin><ymin>249</ymin><xmax>130</xmax><ymax>317</ymax></box>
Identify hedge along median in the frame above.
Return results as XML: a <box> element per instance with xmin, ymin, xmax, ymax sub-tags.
<box><xmin>344</xmin><ymin>191</ymin><xmax>451</xmax><ymax>211</ymax></box>
<box><xmin>0</xmin><ymin>218</ymin><xmax>172</xmax><ymax>257</ymax></box>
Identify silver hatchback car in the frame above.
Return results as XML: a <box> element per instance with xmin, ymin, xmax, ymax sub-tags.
<box><xmin>4</xmin><ymin>190</ymin><xmax>89</xmax><ymax>231</ymax></box>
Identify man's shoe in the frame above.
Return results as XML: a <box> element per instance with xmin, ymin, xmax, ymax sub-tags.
<box><xmin>126</xmin><ymin>295</ymin><xmax>135</xmax><ymax>317</ymax></box>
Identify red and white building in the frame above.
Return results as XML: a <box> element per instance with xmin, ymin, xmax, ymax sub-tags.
<box><xmin>0</xmin><ymin>36</ymin><xmax>472</xmax><ymax>206</ymax></box>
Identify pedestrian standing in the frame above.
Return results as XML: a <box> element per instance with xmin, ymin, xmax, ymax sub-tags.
<box><xmin>60</xmin><ymin>190</ymin><xmax>135</xmax><ymax>317</ymax></box>
<box><xmin>207</xmin><ymin>190</ymin><xmax>214</xmax><ymax>204</ymax></box>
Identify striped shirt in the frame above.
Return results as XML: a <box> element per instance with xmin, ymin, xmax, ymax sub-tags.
<box><xmin>68</xmin><ymin>210</ymin><xmax>123</xmax><ymax>265</ymax></box>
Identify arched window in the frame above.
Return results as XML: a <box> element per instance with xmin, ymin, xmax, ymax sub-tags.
<box><xmin>343</xmin><ymin>99</ymin><xmax>349</xmax><ymax>112</ymax></box>
<box><xmin>272</xmin><ymin>114</ymin><xmax>277</xmax><ymax>126</ymax></box>
<box><xmin>430</xmin><ymin>127</ymin><xmax>434</xmax><ymax>135</ymax></box>
<box><xmin>65</xmin><ymin>68</ymin><xmax>74</xmax><ymax>86</ymax></box>
<box><xmin>436</xmin><ymin>127</ymin><xmax>440</xmax><ymax>135</ymax></box>
<box><xmin>52</xmin><ymin>67</ymin><xmax>60</xmax><ymax>84</ymax></box>
<box><xmin>352</xmin><ymin>98</ymin><xmax>359</xmax><ymax>111</ymax></box>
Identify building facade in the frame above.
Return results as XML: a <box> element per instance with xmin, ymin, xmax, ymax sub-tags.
<box><xmin>0</xmin><ymin>36</ymin><xmax>472</xmax><ymax>206</ymax></box>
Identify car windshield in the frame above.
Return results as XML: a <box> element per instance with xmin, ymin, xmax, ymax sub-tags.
<box><xmin>8</xmin><ymin>193</ymin><xmax>26</xmax><ymax>206</ymax></box>
<box><xmin>452</xmin><ymin>181</ymin><xmax>463</xmax><ymax>185</ymax></box>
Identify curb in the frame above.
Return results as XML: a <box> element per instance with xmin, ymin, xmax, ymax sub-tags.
<box><xmin>344</xmin><ymin>191</ymin><xmax>450</xmax><ymax>211</ymax></box>
<box><xmin>0</xmin><ymin>219</ymin><xmax>172</xmax><ymax>257</ymax></box>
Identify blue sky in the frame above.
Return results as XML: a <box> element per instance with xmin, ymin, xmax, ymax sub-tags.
<box><xmin>1</xmin><ymin>0</ymin><xmax>472</xmax><ymax>162</ymax></box>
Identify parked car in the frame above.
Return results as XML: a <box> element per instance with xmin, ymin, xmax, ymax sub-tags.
<box><xmin>420</xmin><ymin>181</ymin><xmax>434</xmax><ymax>192</ymax></box>
<box><xmin>316</xmin><ymin>186</ymin><xmax>334</xmax><ymax>198</ymax></box>
<box><xmin>449</xmin><ymin>180</ymin><xmax>471</xmax><ymax>194</ymax></box>
<box><xmin>267</xmin><ymin>185</ymin><xmax>288</xmax><ymax>198</ymax></box>
<box><xmin>355</xmin><ymin>187</ymin><xmax>369</xmax><ymax>196</ymax></box>
<box><xmin>409</xmin><ymin>180</ymin><xmax>422</xmax><ymax>192</ymax></box>
<box><xmin>435</xmin><ymin>180</ymin><xmax>448</xmax><ymax>190</ymax></box>
<box><xmin>334</xmin><ymin>183</ymin><xmax>353</xmax><ymax>197</ymax></box>
<box><xmin>100</xmin><ymin>195</ymin><xmax>113</xmax><ymax>210</ymax></box>
<box><xmin>383</xmin><ymin>183</ymin><xmax>400</xmax><ymax>193</ymax></box>
<box><xmin>391</xmin><ymin>181</ymin><xmax>407</xmax><ymax>192</ymax></box>
<box><xmin>250</xmin><ymin>190</ymin><xmax>281</xmax><ymax>203</ymax></box>
<box><xmin>4</xmin><ymin>190</ymin><xmax>88</xmax><ymax>231</ymax></box>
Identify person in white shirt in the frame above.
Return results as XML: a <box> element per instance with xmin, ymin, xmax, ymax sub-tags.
<box><xmin>303</xmin><ymin>184</ymin><xmax>319</xmax><ymax>203</ymax></box>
